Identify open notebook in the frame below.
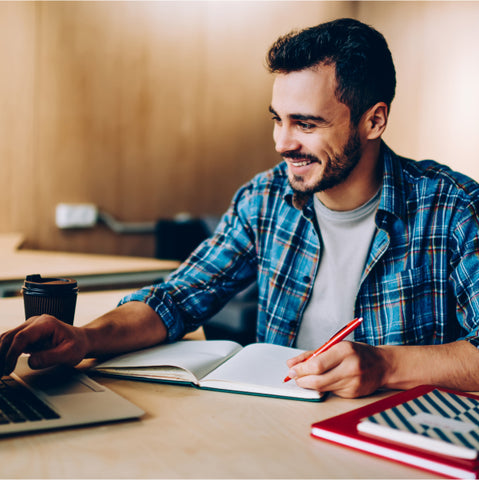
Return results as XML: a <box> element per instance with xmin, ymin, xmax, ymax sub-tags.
<box><xmin>93</xmin><ymin>340</ymin><xmax>325</xmax><ymax>402</ymax></box>
<box><xmin>0</xmin><ymin>355</ymin><xmax>143</xmax><ymax>437</ymax></box>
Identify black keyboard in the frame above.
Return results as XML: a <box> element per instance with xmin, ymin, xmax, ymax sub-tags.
<box><xmin>0</xmin><ymin>376</ymin><xmax>60</xmax><ymax>424</ymax></box>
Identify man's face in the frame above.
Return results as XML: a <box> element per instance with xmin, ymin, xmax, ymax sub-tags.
<box><xmin>270</xmin><ymin>65</ymin><xmax>362</xmax><ymax>195</ymax></box>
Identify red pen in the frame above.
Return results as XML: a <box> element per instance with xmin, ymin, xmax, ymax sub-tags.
<box><xmin>283</xmin><ymin>316</ymin><xmax>364</xmax><ymax>382</ymax></box>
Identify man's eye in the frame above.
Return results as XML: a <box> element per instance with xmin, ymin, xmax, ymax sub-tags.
<box><xmin>298</xmin><ymin>122</ymin><xmax>315</xmax><ymax>131</ymax></box>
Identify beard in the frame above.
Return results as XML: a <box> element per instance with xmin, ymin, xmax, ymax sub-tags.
<box><xmin>285</xmin><ymin>127</ymin><xmax>362</xmax><ymax>195</ymax></box>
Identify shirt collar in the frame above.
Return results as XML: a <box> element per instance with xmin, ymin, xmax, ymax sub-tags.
<box><xmin>378</xmin><ymin>142</ymin><xmax>407</xmax><ymax>222</ymax></box>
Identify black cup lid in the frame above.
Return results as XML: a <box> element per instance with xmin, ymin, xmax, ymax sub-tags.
<box><xmin>23</xmin><ymin>274</ymin><xmax>78</xmax><ymax>294</ymax></box>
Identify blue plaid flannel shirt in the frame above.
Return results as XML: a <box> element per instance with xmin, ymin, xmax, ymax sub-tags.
<box><xmin>120</xmin><ymin>143</ymin><xmax>479</xmax><ymax>348</ymax></box>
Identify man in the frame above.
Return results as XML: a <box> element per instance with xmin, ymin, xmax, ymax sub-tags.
<box><xmin>2</xmin><ymin>18</ymin><xmax>479</xmax><ymax>399</ymax></box>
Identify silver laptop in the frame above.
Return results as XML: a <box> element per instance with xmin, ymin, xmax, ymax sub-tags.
<box><xmin>0</xmin><ymin>355</ymin><xmax>144</xmax><ymax>436</ymax></box>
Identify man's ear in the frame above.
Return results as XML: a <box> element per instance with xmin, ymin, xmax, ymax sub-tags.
<box><xmin>362</xmin><ymin>102</ymin><xmax>389</xmax><ymax>140</ymax></box>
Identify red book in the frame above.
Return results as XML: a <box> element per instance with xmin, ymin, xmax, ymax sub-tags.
<box><xmin>311</xmin><ymin>385</ymin><xmax>479</xmax><ymax>479</ymax></box>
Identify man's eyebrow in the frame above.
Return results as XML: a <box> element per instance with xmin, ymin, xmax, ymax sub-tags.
<box><xmin>290</xmin><ymin>113</ymin><xmax>327</xmax><ymax>123</ymax></box>
<box><xmin>269</xmin><ymin>106</ymin><xmax>279</xmax><ymax>116</ymax></box>
<box><xmin>268</xmin><ymin>106</ymin><xmax>327</xmax><ymax>123</ymax></box>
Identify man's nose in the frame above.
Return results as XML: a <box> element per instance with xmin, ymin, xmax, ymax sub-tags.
<box><xmin>274</xmin><ymin>126</ymin><xmax>300</xmax><ymax>154</ymax></box>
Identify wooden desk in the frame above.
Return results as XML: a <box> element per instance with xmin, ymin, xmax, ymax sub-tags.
<box><xmin>0</xmin><ymin>292</ymin><xmax>436</xmax><ymax>479</ymax></box>
<box><xmin>0</xmin><ymin>235</ymin><xmax>179</xmax><ymax>296</ymax></box>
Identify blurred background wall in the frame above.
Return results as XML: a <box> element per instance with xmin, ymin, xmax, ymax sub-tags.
<box><xmin>1</xmin><ymin>1</ymin><xmax>478</xmax><ymax>257</ymax></box>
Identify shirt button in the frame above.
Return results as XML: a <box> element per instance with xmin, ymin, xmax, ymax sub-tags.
<box><xmin>303</xmin><ymin>276</ymin><xmax>311</xmax><ymax>283</ymax></box>
<box><xmin>289</xmin><ymin>320</ymin><xmax>298</xmax><ymax>329</ymax></box>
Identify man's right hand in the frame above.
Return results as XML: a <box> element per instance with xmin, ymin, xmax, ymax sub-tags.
<box><xmin>0</xmin><ymin>315</ymin><xmax>89</xmax><ymax>376</ymax></box>
<box><xmin>0</xmin><ymin>301</ymin><xmax>169</xmax><ymax>377</ymax></box>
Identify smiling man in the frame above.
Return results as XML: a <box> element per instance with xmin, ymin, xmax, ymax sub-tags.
<box><xmin>2</xmin><ymin>18</ymin><xmax>479</xmax><ymax>399</ymax></box>
<box><xmin>269</xmin><ymin>65</ymin><xmax>380</xmax><ymax>209</ymax></box>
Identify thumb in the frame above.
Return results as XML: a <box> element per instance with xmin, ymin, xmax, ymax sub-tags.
<box><xmin>27</xmin><ymin>342</ymin><xmax>78</xmax><ymax>370</ymax></box>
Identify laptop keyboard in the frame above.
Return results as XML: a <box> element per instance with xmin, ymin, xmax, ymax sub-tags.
<box><xmin>0</xmin><ymin>376</ymin><xmax>60</xmax><ymax>424</ymax></box>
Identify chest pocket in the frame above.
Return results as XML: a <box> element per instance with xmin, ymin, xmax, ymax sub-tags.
<box><xmin>361</xmin><ymin>265</ymin><xmax>435</xmax><ymax>345</ymax></box>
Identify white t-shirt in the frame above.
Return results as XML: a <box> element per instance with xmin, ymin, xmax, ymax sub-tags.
<box><xmin>295</xmin><ymin>189</ymin><xmax>381</xmax><ymax>350</ymax></box>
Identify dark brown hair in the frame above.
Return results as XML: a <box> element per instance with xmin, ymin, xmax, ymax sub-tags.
<box><xmin>267</xmin><ymin>18</ymin><xmax>396</xmax><ymax>124</ymax></box>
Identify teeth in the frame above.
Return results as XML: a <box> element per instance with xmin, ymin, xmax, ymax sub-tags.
<box><xmin>291</xmin><ymin>161</ymin><xmax>310</xmax><ymax>167</ymax></box>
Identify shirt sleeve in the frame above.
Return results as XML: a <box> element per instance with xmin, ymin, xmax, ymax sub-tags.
<box><xmin>118</xmin><ymin>182</ymin><xmax>258</xmax><ymax>342</ymax></box>
<box><xmin>450</xmin><ymin>200</ymin><xmax>479</xmax><ymax>347</ymax></box>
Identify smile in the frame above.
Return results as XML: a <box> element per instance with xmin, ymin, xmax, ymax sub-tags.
<box><xmin>291</xmin><ymin>160</ymin><xmax>311</xmax><ymax>167</ymax></box>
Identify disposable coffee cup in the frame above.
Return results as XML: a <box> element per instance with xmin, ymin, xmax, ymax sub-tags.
<box><xmin>22</xmin><ymin>274</ymin><xmax>79</xmax><ymax>325</ymax></box>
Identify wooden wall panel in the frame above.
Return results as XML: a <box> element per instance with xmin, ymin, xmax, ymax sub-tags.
<box><xmin>0</xmin><ymin>1</ymin><xmax>353</xmax><ymax>256</ymax></box>
<box><xmin>5</xmin><ymin>2</ymin><xmax>479</xmax><ymax>258</ymax></box>
<box><xmin>358</xmin><ymin>1</ymin><xmax>479</xmax><ymax>180</ymax></box>
<box><xmin>0</xmin><ymin>3</ymin><xmax>37</xmax><ymax>244</ymax></box>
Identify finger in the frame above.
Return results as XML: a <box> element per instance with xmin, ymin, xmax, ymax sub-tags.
<box><xmin>294</xmin><ymin>368</ymin><xmax>343</xmax><ymax>393</ymax></box>
<box><xmin>286</xmin><ymin>349</ymin><xmax>314</xmax><ymax>368</ymax></box>
<box><xmin>3</xmin><ymin>317</ymin><xmax>58</xmax><ymax>374</ymax></box>
<box><xmin>28</xmin><ymin>339</ymin><xmax>78</xmax><ymax>370</ymax></box>
<box><xmin>293</xmin><ymin>342</ymin><xmax>378</xmax><ymax>398</ymax></box>
<box><xmin>0</xmin><ymin>323</ymin><xmax>36</xmax><ymax>375</ymax></box>
<box><xmin>286</xmin><ymin>344</ymin><xmax>344</xmax><ymax>380</ymax></box>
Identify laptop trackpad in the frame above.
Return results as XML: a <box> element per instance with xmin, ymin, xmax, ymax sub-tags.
<box><xmin>15</xmin><ymin>356</ymin><xmax>100</xmax><ymax>395</ymax></box>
